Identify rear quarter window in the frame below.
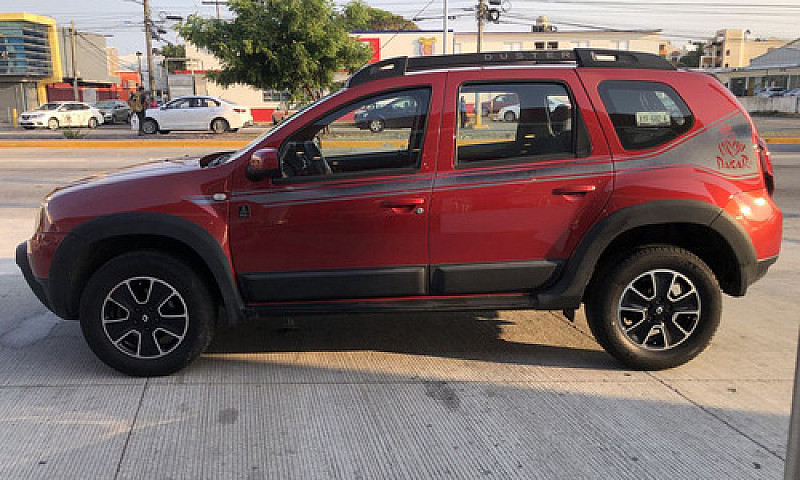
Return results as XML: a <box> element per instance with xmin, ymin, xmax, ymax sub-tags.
<box><xmin>598</xmin><ymin>81</ymin><xmax>693</xmax><ymax>151</ymax></box>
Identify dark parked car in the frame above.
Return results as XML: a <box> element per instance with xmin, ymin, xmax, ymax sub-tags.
<box><xmin>94</xmin><ymin>99</ymin><xmax>131</xmax><ymax>124</ymax></box>
<box><xmin>354</xmin><ymin>96</ymin><xmax>421</xmax><ymax>132</ymax></box>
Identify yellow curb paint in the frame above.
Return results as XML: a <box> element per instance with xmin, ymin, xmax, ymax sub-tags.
<box><xmin>764</xmin><ymin>137</ymin><xmax>800</xmax><ymax>145</ymax></box>
<box><xmin>0</xmin><ymin>140</ymin><xmax>249</xmax><ymax>148</ymax></box>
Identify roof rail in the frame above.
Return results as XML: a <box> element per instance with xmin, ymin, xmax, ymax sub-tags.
<box><xmin>346</xmin><ymin>48</ymin><xmax>674</xmax><ymax>88</ymax></box>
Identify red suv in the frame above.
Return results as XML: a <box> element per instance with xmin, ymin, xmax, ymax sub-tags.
<box><xmin>17</xmin><ymin>49</ymin><xmax>782</xmax><ymax>376</ymax></box>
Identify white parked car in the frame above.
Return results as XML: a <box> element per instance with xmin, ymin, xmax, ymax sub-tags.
<box><xmin>19</xmin><ymin>101</ymin><xmax>104</xmax><ymax>130</ymax></box>
<box><xmin>142</xmin><ymin>96</ymin><xmax>251</xmax><ymax>134</ymax></box>
<box><xmin>494</xmin><ymin>103</ymin><xmax>520</xmax><ymax>122</ymax></box>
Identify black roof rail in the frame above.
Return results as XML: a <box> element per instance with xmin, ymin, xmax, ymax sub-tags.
<box><xmin>346</xmin><ymin>48</ymin><xmax>674</xmax><ymax>88</ymax></box>
<box><xmin>573</xmin><ymin>48</ymin><xmax>675</xmax><ymax>70</ymax></box>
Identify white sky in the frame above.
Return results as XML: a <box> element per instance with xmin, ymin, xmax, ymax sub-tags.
<box><xmin>2</xmin><ymin>0</ymin><xmax>797</xmax><ymax>59</ymax></box>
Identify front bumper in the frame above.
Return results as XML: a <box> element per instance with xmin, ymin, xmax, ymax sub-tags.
<box><xmin>15</xmin><ymin>242</ymin><xmax>53</xmax><ymax>312</ymax></box>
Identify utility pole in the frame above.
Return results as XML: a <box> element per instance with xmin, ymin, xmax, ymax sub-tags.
<box><xmin>476</xmin><ymin>0</ymin><xmax>485</xmax><ymax>53</ymax></box>
<box><xmin>202</xmin><ymin>1</ymin><xmax>227</xmax><ymax>20</ymax></box>
<box><xmin>70</xmin><ymin>21</ymin><xmax>79</xmax><ymax>101</ymax></box>
<box><xmin>143</xmin><ymin>0</ymin><xmax>156</xmax><ymax>93</ymax></box>
<box><xmin>443</xmin><ymin>0</ymin><xmax>449</xmax><ymax>54</ymax></box>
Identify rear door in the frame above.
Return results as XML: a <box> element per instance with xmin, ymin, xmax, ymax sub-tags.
<box><xmin>428</xmin><ymin>69</ymin><xmax>613</xmax><ymax>295</ymax></box>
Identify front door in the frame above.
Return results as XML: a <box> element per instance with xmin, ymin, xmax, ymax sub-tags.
<box><xmin>429</xmin><ymin>71</ymin><xmax>614</xmax><ymax>295</ymax></box>
<box><xmin>229</xmin><ymin>87</ymin><xmax>439</xmax><ymax>303</ymax></box>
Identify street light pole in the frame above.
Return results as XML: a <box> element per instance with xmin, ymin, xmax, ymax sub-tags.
<box><xmin>70</xmin><ymin>21</ymin><xmax>79</xmax><ymax>101</ymax></box>
<box><xmin>136</xmin><ymin>51</ymin><xmax>143</xmax><ymax>86</ymax></box>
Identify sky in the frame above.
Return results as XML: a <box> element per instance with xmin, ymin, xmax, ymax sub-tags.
<box><xmin>2</xmin><ymin>0</ymin><xmax>798</xmax><ymax>57</ymax></box>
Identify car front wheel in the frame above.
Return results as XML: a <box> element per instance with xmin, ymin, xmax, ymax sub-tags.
<box><xmin>79</xmin><ymin>252</ymin><xmax>215</xmax><ymax>376</ymax></box>
<box><xmin>88</xmin><ymin>117</ymin><xmax>99</xmax><ymax>129</ymax></box>
<box><xmin>503</xmin><ymin>111</ymin><xmax>516</xmax><ymax>122</ymax></box>
<box><xmin>585</xmin><ymin>246</ymin><xmax>721</xmax><ymax>370</ymax></box>
<box><xmin>47</xmin><ymin>118</ymin><xmax>59</xmax><ymax>130</ymax></box>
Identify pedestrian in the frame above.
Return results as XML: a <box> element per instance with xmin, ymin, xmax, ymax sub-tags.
<box><xmin>128</xmin><ymin>86</ymin><xmax>147</xmax><ymax>135</ymax></box>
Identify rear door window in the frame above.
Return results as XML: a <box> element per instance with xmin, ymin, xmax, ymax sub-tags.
<box><xmin>456</xmin><ymin>82</ymin><xmax>588</xmax><ymax>166</ymax></box>
<box><xmin>598</xmin><ymin>81</ymin><xmax>693</xmax><ymax>151</ymax></box>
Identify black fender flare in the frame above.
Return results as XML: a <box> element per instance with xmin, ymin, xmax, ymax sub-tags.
<box><xmin>48</xmin><ymin>212</ymin><xmax>244</xmax><ymax>325</ymax></box>
<box><xmin>534</xmin><ymin>200</ymin><xmax>757</xmax><ymax>309</ymax></box>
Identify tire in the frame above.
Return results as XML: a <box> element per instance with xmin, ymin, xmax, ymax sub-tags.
<box><xmin>79</xmin><ymin>251</ymin><xmax>216</xmax><ymax>377</ymax></box>
<box><xmin>585</xmin><ymin>246</ymin><xmax>721</xmax><ymax>370</ymax></box>
<box><xmin>503</xmin><ymin>111</ymin><xmax>516</xmax><ymax>122</ymax></box>
<box><xmin>47</xmin><ymin>118</ymin><xmax>59</xmax><ymax>130</ymax></box>
<box><xmin>211</xmin><ymin>118</ymin><xmax>229</xmax><ymax>134</ymax></box>
<box><xmin>141</xmin><ymin>118</ymin><xmax>158</xmax><ymax>135</ymax></box>
<box><xmin>88</xmin><ymin>117</ymin><xmax>99</xmax><ymax>129</ymax></box>
<box><xmin>23</xmin><ymin>126</ymin><xmax>35</xmax><ymax>130</ymax></box>
<box><xmin>368</xmin><ymin>118</ymin><xmax>385</xmax><ymax>133</ymax></box>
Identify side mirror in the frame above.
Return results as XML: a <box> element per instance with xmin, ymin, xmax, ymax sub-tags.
<box><xmin>246</xmin><ymin>148</ymin><xmax>281</xmax><ymax>181</ymax></box>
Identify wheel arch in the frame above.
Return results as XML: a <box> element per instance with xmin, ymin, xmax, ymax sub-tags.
<box><xmin>534</xmin><ymin>200</ymin><xmax>757</xmax><ymax>309</ymax></box>
<box><xmin>48</xmin><ymin>212</ymin><xmax>244</xmax><ymax>326</ymax></box>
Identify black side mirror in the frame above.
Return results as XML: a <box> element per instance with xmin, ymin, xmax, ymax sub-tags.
<box><xmin>246</xmin><ymin>148</ymin><xmax>281</xmax><ymax>181</ymax></box>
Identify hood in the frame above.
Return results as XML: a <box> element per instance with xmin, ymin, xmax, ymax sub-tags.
<box><xmin>46</xmin><ymin>154</ymin><xmax>205</xmax><ymax>200</ymax></box>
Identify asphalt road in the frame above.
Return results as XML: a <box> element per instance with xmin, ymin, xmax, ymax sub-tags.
<box><xmin>0</xmin><ymin>146</ymin><xmax>797</xmax><ymax>479</ymax></box>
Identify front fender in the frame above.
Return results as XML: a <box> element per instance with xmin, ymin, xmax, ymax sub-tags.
<box><xmin>48</xmin><ymin>212</ymin><xmax>244</xmax><ymax>325</ymax></box>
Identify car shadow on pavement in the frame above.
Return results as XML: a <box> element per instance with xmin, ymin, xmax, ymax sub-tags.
<box><xmin>206</xmin><ymin>310</ymin><xmax>619</xmax><ymax>371</ymax></box>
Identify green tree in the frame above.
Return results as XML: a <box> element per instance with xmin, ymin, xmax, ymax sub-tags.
<box><xmin>339</xmin><ymin>0</ymin><xmax>419</xmax><ymax>31</ymax></box>
<box><xmin>177</xmin><ymin>0</ymin><xmax>371</xmax><ymax>100</ymax></box>
<box><xmin>678</xmin><ymin>44</ymin><xmax>704</xmax><ymax>68</ymax></box>
<box><xmin>161</xmin><ymin>44</ymin><xmax>186</xmax><ymax>73</ymax></box>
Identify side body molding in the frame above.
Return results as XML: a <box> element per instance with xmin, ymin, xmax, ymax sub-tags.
<box><xmin>534</xmin><ymin>200</ymin><xmax>758</xmax><ymax>309</ymax></box>
<box><xmin>47</xmin><ymin>212</ymin><xmax>244</xmax><ymax>324</ymax></box>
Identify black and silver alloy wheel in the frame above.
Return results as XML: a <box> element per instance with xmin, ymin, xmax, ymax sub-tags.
<box><xmin>101</xmin><ymin>276</ymin><xmax>189</xmax><ymax>359</ymax></box>
<box><xmin>80</xmin><ymin>252</ymin><xmax>215</xmax><ymax>377</ymax></box>
<box><xmin>617</xmin><ymin>269</ymin><xmax>700</xmax><ymax>351</ymax></box>
<box><xmin>586</xmin><ymin>246</ymin><xmax>721</xmax><ymax>370</ymax></box>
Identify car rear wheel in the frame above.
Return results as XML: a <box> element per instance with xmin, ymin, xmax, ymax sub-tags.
<box><xmin>503</xmin><ymin>111</ymin><xmax>516</xmax><ymax>122</ymax></box>
<box><xmin>211</xmin><ymin>118</ymin><xmax>229</xmax><ymax>134</ymax></box>
<box><xmin>79</xmin><ymin>251</ymin><xmax>215</xmax><ymax>377</ymax></box>
<box><xmin>368</xmin><ymin>118</ymin><xmax>385</xmax><ymax>133</ymax></box>
<box><xmin>585</xmin><ymin>246</ymin><xmax>721</xmax><ymax>370</ymax></box>
<box><xmin>141</xmin><ymin>118</ymin><xmax>158</xmax><ymax>135</ymax></box>
<box><xmin>47</xmin><ymin>118</ymin><xmax>59</xmax><ymax>130</ymax></box>
<box><xmin>88</xmin><ymin>117</ymin><xmax>99</xmax><ymax>129</ymax></box>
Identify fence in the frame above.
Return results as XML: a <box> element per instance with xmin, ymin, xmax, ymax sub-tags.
<box><xmin>738</xmin><ymin>96</ymin><xmax>800</xmax><ymax>114</ymax></box>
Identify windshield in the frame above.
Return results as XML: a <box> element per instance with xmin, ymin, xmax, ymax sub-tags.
<box><xmin>36</xmin><ymin>103</ymin><xmax>61</xmax><ymax>111</ymax></box>
<box><xmin>211</xmin><ymin>90</ymin><xmax>341</xmax><ymax>166</ymax></box>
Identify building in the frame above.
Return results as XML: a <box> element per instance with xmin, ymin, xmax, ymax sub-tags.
<box><xmin>714</xmin><ymin>38</ymin><xmax>800</xmax><ymax>97</ymax></box>
<box><xmin>0</xmin><ymin>12</ymin><xmax>61</xmax><ymax>120</ymax></box>
<box><xmin>0</xmin><ymin>12</ymin><xmax>133</xmax><ymax>123</ymax></box>
<box><xmin>183</xmin><ymin>29</ymin><xmax>673</xmax><ymax>123</ymax></box>
<box><xmin>699</xmin><ymin>29</ymin><xmax>786</xmax><ymax>69</ymax></box>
